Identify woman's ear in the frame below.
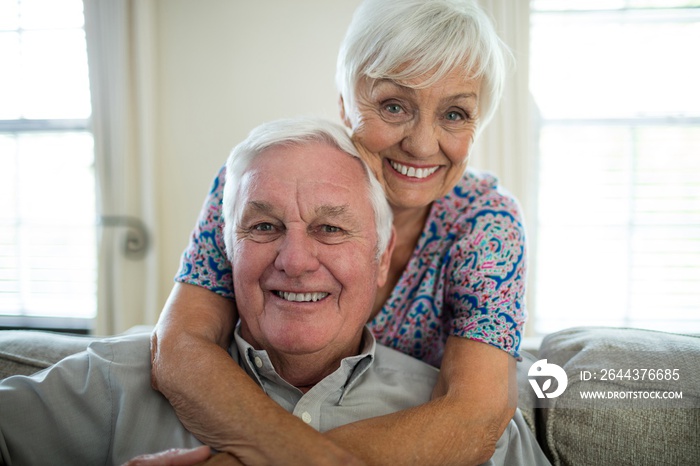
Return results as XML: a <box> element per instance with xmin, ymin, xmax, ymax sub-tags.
<box><xmin>338</xmin><ymin>94</ymin><xmax>351</xmax><ymax>128</ymax></box>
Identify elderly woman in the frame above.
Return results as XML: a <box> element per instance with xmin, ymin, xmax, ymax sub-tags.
<box><xmin>152</xmin><ymin>0</ymin><xmax>526</xmax><ymax>464</ymax></box>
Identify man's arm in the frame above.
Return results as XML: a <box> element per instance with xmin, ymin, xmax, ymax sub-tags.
<box><xmin>0</xmin><ymin>344</ymin><xmax>115</xmax><ymax>465</ymax></box>
<box><xmin>150</xmin><ymin>282</ymin><xmax>364</xmax><ymax>466</ymax></box>
<box><xmin>324</xmin><ymin>336</ymin><xmax>517</xmax><ymax>466</ymax></box>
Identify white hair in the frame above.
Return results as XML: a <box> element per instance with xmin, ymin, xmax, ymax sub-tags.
<box><xmin>222</xmin><ymin>117</ymin><xmax>393</xmax><ymax>261</ymax></box>
<box><xmin>336</xmin><ymin>0</ymin><xmax>510</xmax><ymax>133</ymax></box>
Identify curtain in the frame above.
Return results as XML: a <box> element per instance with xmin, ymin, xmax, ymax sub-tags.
<box><xmin>473</xmin><ymin>0</ymin><xmax>536</xmax><ymax>220</ymax></box>
<box><xmin>83</xmin><ymin>0</ymin><xmax>159</xmax><ymax>334</ymax></box>
<box><xmin>473</xmin><ymin>0</ymin><xmax>539</xmax><ymax>334</ymax></box>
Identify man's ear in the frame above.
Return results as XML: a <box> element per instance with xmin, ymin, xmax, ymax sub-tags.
<box><xmin>376</xmin><ymin>226</ymin><xmax>396</xmax><ymax>288</ymax></box>
<box><xmin>338</xmin><ymin>94</ymin><xmax>351</xmax><ymax>128</ymax></box>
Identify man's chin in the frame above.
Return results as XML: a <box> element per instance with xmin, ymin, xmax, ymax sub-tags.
<box><xmin>266</xmin><ymin>333</ymin><xmax>333</xmax><ymax>356</ymax></box>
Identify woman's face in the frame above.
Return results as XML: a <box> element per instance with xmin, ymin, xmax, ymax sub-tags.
<box><xmin>345</xmin><ymin>68</ymin><xmax>481</xmax><ymax>211</ymax></box>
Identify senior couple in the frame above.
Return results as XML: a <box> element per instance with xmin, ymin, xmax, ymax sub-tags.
<box><xmin>0</xmin><ymin>117</ymin><xmax>547</xmax><ymax>466</ymax></box>
<box><xmin>3</xmin><ymin>0</ymin><xmax>549</xmax><ymax>464</ymax></box>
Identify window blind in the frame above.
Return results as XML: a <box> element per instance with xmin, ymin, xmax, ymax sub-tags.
<box><xmin>530</xmin><ymin>2</ymin><xmax>700</xmax><ymax>334</ymax></box>
<box><xmin>0</xmin><ymin>0</ymin><xmax>96</xmax><ymax>326</ymax></box>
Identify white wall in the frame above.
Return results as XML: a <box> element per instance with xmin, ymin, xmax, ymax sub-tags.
<box><xmin>152</xmin><ymin>0</ymin><xmax>362</xmax><ymax>307</ymax></box>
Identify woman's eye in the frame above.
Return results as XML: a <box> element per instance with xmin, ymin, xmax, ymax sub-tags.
<box><xmin>383</xmin><ymin>103</ymin><xmax>404</xmax><ymax>114</ymax></box>
<box><xmin>445</xmin><ymin>110</ymin><xmax>466</xmax><ymax>121</ymax></box>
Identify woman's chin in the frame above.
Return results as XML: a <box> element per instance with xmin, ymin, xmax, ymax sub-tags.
<box><xmin>386</xmin><ymin>189</ymin><xmax>439</xmax><ymax>211</ymax></box>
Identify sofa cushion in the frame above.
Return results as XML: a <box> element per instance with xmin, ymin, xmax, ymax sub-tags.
<box><xmin>0</xmin><ymin>330</ymin><xmax>99</xmax><ymax>379</ymax></box>
<box><xmin>537</xmin><ymin>327</ymin><xmax>700</xmax><ymax>466</ymax></box>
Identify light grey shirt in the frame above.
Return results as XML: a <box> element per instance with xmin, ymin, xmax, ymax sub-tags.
<box><xmin>0</xmin><ymin>329</ymin><xmax>548</xmax><ymax>466</ymax></box>
<box><xmin>233</xmin><ymin>327</ymin><xmax>438</xmax><ymax>432</ymax></box>
<box><xmin>0</xmin><ymin>329</ymin><xmax>435</xmax><ymax>465</ymax></box>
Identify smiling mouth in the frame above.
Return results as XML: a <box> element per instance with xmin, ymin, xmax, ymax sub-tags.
<box><xmin>273</xmin><ymin>291</ymin><xmax>329</xmax><ymax>303</ymax></box>
<box><xmin>389</xmin><ymin>160</ymin><xmax>440</xmax><ymax>179</ymax></box>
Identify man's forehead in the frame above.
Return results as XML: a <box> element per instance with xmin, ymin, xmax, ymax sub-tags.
<box><xmin>254</xmin><ymin>142</ymin><xmax>364</xmax><ymax>175</ymax></box>
<box><xmin>240</xmin><ymin>174</ymin><xmax>369</xmax><ymax>218</ymax></box>
<box><xmin>236</xmin><ymin>142</ymin><xmax>373</xmax><ymax>216</ymax></box>
<box><xmin>243</xmin><ymin>151</ymin><xmax>365</xmax><ymax>189</ymax></box>
<box><xmin>241</xmin><ymin>168</ymin><xmax>359</xmax><ymax>197</ymax></box>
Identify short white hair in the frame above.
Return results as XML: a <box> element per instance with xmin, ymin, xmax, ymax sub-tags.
<box><xmin>336</xmin><ymin>0</ymin><xmax>510</xmax><ymax>132</ymax></box>
<box><xmin>222</xmin><ymin>117</ymin><xmax>393</xmax><ymax>261</ymax></box>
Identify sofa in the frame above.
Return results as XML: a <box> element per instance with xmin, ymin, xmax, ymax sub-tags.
<box><xmin>1</xmin><ymin>326</ymin><xmax>698</xmax><ymax>465</ymax></box>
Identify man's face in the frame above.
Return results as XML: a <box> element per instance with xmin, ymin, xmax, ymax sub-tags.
<box><xmin>231</xmin><ymin>142</ymin><xmax>390</xmax><ymax>363</ymax></box>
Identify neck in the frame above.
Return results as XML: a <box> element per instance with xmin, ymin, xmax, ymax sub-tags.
<box><xmin>391</xmin><ymin>204</ymin><xmax>431</xmax><ymax>244</ymax></box>
<box><xmin>370</xmin><ymin>204</ymin><xmax>431</xmax><ymax>318</ymax></box>
<box><xmin>242</xmin><ymin>328</ymin><xmax>364</xmax><ymax>393</ymax></box>
<box><xmin>391</xmin><ymin>204</ymin><xmax>431</xmax><ymax>266</ymax></box>
<box><xmin>274</xmin><ymin>354</ymin><xmax>345</xmax><ymax>393</ymax></box>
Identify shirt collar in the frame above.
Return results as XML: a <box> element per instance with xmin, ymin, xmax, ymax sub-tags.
<box><xmin>230</xmin><ymin>325</ymin><xmax>376</xmax><ymax>402</ymax></box>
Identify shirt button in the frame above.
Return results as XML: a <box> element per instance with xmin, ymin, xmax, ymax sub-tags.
<box><xmin>301</xmin><ymin>412</ymin><xmax>312</xmax><ymax>424</ymax></box>
<box><xmin>254</xmin><ymin>356</ymin><xmax>263</xmax><ymax>368</ymax></box>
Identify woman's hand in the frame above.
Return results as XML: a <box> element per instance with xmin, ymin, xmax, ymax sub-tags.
<box><xmin>122</xmin><ymin>446</ymin><xmax>212</xmax><ymax>466</ymax></box>
<box><xmin>123</xmin><ymin>448</ymin><xmax>248</xmax><ymax>466</ymax></box>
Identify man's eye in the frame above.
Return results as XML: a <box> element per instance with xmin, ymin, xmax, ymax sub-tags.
<box><xmin>253</xmin><ymin>223</ymin><xmax>275</xmax><ymax>232</ymax></box>
<box><xmin>320</xmin><ymin>225</ymin><xmax>342</xmax><ymax>234</ymax></box>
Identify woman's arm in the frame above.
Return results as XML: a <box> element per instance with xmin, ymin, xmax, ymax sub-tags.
<box><xmin>324</xmin><ymin>336</ymin><xmax>517</xmax><ymax>466</ymax></box>
<box><xmin>151</xmin><ymin>285</ymin><xmax>514</xmax><ymax>465</ymax></box>
<box><xmin>151</xmin><ymin>282</ymin><xmax>364</xmax><ymax>466</ymax></box>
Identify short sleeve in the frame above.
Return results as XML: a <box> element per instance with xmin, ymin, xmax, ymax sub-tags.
<box><xmin>445</xmin><ymin>187</ymin><xmax>527</xmax><ymax>359</ymax></box>
<box><xmin>174</xmin><ymin>165</ymin><xmax>234</xmax><ymax>298</ymax></box>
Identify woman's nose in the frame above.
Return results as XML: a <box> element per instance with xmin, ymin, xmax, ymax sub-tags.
<box><xmin>274</xmin><ymin>230</ymin><xmax>320</xmax><ymax>277</ymax></box>
<box><xmin>400</xmin><ymin>117</ymin><xmax>439</xmax><ymax>159</ymax></box>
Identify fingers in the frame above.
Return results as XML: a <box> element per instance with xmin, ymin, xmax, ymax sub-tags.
<box><xmin>123</xmin><ymin>446</ymin><xmax>212</xmax><ymax>466</ymax></box>
<box><xmin>150</xmin><ymin>331</ymin><xmax>160</xmax><ymax>390</ymax></box>
<box><xmin>194</xmin><ymin>452</ymin><xmax>245</xmax><ymax>466</ymax></box>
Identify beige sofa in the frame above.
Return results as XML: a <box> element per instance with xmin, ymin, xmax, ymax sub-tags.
<box><xmin>1</xmin><ymin>326</ymin><xmax>698</xmax><ymax>465</ymax></box>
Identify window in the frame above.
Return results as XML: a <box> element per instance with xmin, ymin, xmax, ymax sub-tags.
<box><xmin>530</xmin><ymin>1</ymin><xmax>700</xmax><ymax>335</ymax></box>
<box><xmin>0</xmin><ymin>0</ymin><xmax>96</xmax><ymax>330</ymax></box>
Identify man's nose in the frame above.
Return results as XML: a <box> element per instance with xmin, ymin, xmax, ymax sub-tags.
<box><xmin>400</xmin><ymin>116</ymin><xmax>440</xmax><ymax>159</ymax></box>
<box><xmin>274</xmin><ymin>229</ymin><xmax>320</xmax><ymax>277</ymax></box>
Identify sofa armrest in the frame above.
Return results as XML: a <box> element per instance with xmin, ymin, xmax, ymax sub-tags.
<box><xmin>0</xmin><ymin>330</ymin><xmax>102</xmax><ymax>379</ymax></box>
<box><xmin>537</xmin><ymin>327</ymin><xmax>700</xmax><ymax>466</ymax></box>
<box><xmin>0</xmin><ymin>328</ymin><xmax>152</xmax><ymax>379</ymax></box>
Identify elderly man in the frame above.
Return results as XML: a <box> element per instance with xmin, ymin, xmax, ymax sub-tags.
<box><xmin>0</xmin><ymin>118</ymin><xmax>547</xmax><ymax>466</ymax></box>
<box><xmin>0</xmin><ymin>118</ymin><xmax>428</xmax><ymax>465</ymax></box>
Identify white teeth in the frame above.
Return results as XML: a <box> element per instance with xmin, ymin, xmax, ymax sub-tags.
<box><xmin>276</xmin><ymin>291</ymin><xmax>329</xmax><ymax>302</ymax></box>
<box><xmin>390</xmin><ymin>161</ymin><xmax>439</xmax><ymax>179</ymax></box>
